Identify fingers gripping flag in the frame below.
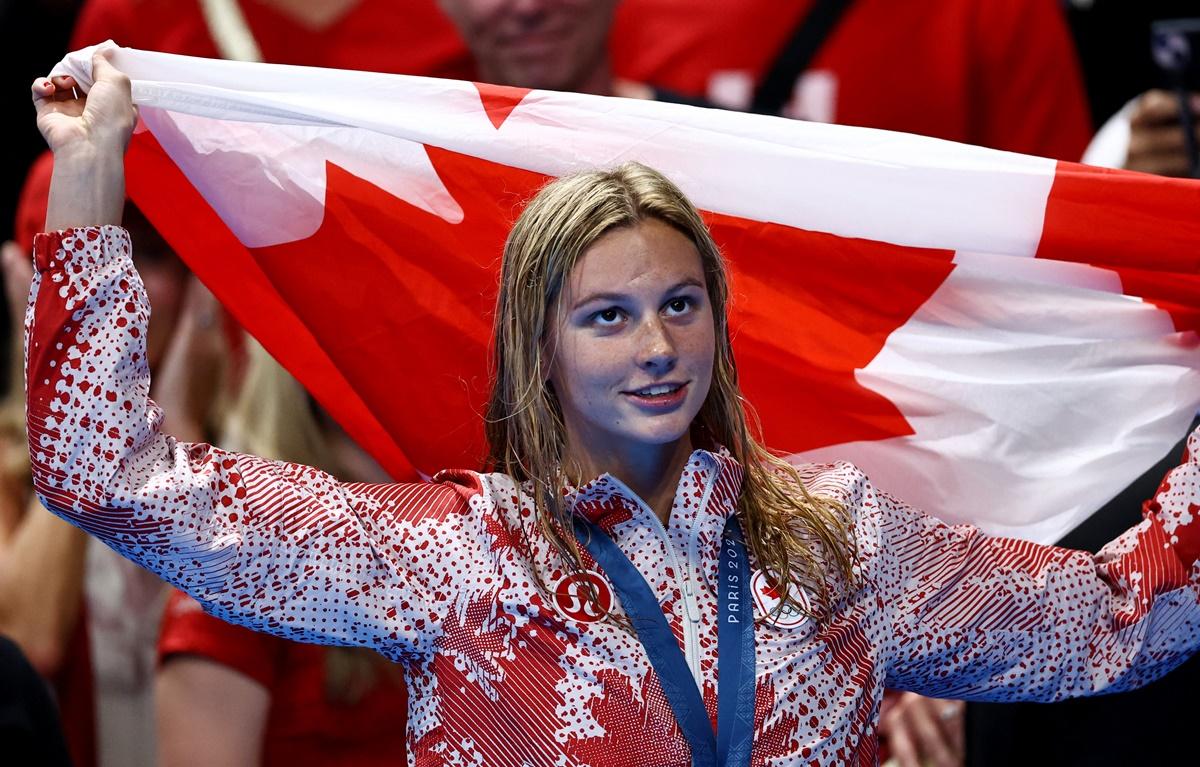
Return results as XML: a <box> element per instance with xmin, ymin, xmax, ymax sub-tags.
<box><xmin>51</xmin><ymin>43</ymin><xmax>1200</xmax><ymax>543</ymax></box>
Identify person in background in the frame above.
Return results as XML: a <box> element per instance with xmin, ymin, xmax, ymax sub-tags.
<box><xmin>0</xmin><ymin>151</ymin><xmax>188</xmax><ymax>767</ymax></box>
<box><xmin>608</xmin><ymin>0</ymin><xmax>1093</xmax><ymax>161</ymax></box>
<box><xmin>71</xmin><ymin>0</ymin><xmax>1092</xmax><ymax>162</ymax></box>
<box><xmin>435</xmin><ymin>0</ymin><xmax>639</xmax><ymax>96</ymax></box>
<box><xmin>69</xmin><ymin>0</ymin><xmax>472</xmax><ymax>78</ymax></box>
<box><xmin>154</xmin><ymin>329</ymin><xmax>408</xmax><ymax>767</ymax></box>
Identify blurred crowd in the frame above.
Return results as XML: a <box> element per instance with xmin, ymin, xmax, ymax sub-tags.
<box><xmin>0</xmin><ymin>1</ymin><xmax>1198</xmax><ymax>766</ymax></box>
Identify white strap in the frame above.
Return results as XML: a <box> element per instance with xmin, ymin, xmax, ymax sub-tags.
<box><xmin>200</xmin><ymin>0</ymin><xmax>264</xmax><ymax>63</ymax></box>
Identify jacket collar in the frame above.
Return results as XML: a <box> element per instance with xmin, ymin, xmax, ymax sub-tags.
<box><xmin>563</xmin><ymin>446</ymin><xmax>744</xmax><ymax>532</ymax></box>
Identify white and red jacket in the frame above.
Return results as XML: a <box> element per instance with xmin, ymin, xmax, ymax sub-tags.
<box><xmin>26</xmin><ymin>227</ymin><xmax>1200</xmax><ymax>766</ymax></box>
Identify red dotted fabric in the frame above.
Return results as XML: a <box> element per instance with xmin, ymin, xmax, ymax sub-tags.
<box><xmin>26</xmin><ymin>226</ymin><xmax>1200</xmax><ymax>766</ymax></box>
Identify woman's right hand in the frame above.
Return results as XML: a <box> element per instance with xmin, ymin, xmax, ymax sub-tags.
<box><xmin>32</xmin><ymin>49</ymin><xmax>137</xmax><ymax>160</ymax></box>
<box><xmin>33</xmin><ymin>49</ymin><xmax>133</xmax><ymax>231</ymax></box>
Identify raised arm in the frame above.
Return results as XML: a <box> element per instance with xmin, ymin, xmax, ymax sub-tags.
<box><xmin>26</xmin><ymin>53</ymin><xmax>481</xmax><ymax>657</ymax></box>
<box><xmin>865</xmin><ymin>435</ymin><xmax>1200</xmax><ymax>701</ymax></box>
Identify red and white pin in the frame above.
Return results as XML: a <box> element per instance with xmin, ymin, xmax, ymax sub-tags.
<box><xmin>751</xmin><ymin>570</ymin><xmax>810</xmax><ymax>628</ymax></box>
<box><xmin>552</xmin><ymin>570</ymin><xmax>614</xmax><ymax>623</ymax></box>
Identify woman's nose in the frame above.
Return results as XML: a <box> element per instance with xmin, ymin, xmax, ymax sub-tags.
<box><xmin>637</xmin><ymin>318</ymin><xmax>677</xmax><ymax>372</ymax></box>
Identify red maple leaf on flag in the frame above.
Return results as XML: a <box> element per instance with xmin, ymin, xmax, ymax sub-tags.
<box><xmin>250</xmin><ymin>146</ymin><xmax>544</xmax><ymax>473</ymax></box>
<box><xmin>709</xmin><ymin>212</ymin><xmax>953</xmax><ymax>452</ymax></box>
<box><xmin>1035</xmin><ymin>162</ymin><xmax>1200</xmax><ymax>334</ymax></box>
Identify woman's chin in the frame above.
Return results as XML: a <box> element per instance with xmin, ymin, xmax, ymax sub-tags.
<box><xmin>621</xmin><ymin>419</ymin><xmax>697</xmax><ymax>452</ymax></box>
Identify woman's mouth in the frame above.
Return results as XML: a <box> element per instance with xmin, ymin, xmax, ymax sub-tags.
<box><xmin>623</xmin><ymin>382</ymin><xmax>689</xmax><ymax>411</ymax></box>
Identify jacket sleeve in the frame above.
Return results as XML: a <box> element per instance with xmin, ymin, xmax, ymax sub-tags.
<box><xmin>863</xmin><ymin>432</ymin><xmax>1200</xmax><ymax>701</ymax></box>
<box><xmin>25</xmin><ymin>226</ymin><xmax>474</xmax><ymax>658</ymax></box>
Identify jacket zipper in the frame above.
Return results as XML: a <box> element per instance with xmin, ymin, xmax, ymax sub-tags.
<box><xmin>644</xmin><ymin>501</ymin><xmax>704</xmax><ymax>690</ymax></box>
<box><xmin>603</xmin><ymin>474</ymin><xmax>707</xmax><ymax>691</ymax></box>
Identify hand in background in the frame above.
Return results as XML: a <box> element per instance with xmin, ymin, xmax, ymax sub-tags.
<box><xmin>152</xmin><ymin>277</ymin><xmax>231</xmax><ymax>444</ymax></box>
<box><xmin>1125</xmin><ymin>89</ymin><xmax>1200</xmax><ymax>177</ymax></box>
<box><xmin>880</xmin><ymin>691</ymin><xmax>964</xmax><ymax>767</ymax></box>
<box><xmin>1</xmin><ymin>241</ymin><xmax>34</xmax><ymax>329</ymax></box>
<box><xmin>0</xmin><ymin>241</ymin><xmax>34</xmax><ymax>542</ymax></box>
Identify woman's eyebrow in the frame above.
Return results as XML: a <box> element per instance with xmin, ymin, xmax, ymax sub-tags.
<box><xmin>669</xmin><ymin>277</ymin><xmax>706</xmax><ymax>292</ymax></box>
<box><xmin>571</xmin><ymin>290</ymin><xmax>629</xmax><ymax>310</ymax></box>
<box><xmin>571</xmin><ymin>279</ymin><xmax>704</xmax><ymax>311</ymax></box>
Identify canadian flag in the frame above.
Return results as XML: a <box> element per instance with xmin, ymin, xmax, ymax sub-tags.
<box><xmin>51</xmin><ymin>44</ymin><xmax>1200</xmax><ymax>543</ymax></box>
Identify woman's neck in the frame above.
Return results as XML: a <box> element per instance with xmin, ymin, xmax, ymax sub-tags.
<box><xmin>568</xmin><ymin>437</ymin><xmax>694</xmax><ymax>526</ymax></box>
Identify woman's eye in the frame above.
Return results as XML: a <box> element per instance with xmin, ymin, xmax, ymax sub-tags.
<box><xmin>593</xmin><ymin>308</ymin><xmax>623</xmax><ymax>326</ymax></box>
<box><xmin>664</xmin><ymin>297</ymin><xmax>693</xmax><ymax>316</ymax></box>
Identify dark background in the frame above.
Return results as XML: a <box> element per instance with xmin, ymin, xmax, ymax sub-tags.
<box><xmin>3</xmin><ymin>0</ymin><xmax>1200</xmax><ymax>245</ymax></box>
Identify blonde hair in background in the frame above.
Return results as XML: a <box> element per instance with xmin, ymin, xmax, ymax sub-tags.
<box><xmin>221</xmin><ymin>340</ymin><xmax>336</xmax><ymax>471</ymax></box>
<box><xmin>222</xmin><ymin>340</ymin><xmax>400</xmax><ymax>704</ymax></box>
<box><xmin>485</xmin><ymin>162</ymin><xmax>857</xmax><ymax>619</ymax></box>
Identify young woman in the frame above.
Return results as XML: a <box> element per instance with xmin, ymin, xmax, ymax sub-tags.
<box><xmin>27</xmin><ymin>52</ymin><xmax>1200</xmax><ymax>766</ymax></box>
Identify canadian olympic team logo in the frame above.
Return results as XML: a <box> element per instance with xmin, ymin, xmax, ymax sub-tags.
<box><xmin>750</xmin><ymin>570</ymin><xmax>810</xmax><ymax>629</ymax></box>
<box><xmin>553</xmin><ymin>570</ymin><xmax>614</xmax><ymax>622</ymax></box>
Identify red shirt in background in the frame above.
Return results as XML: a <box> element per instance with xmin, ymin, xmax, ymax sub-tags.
<box><xmin>158</xmin><ymin>590</ymin><xmax>409</xmax><ymax>767</ymax></box>
<box><xmin>72</xmin><ymin>0</ymin><xmax>1089</xmax><ymax>160</ymax></box>
<box><xmin>610</xmin><ymin>0</ymin><xmax>1092</xmax><ymax>161</ymax></box>
<box><xmin>53</xmin><ymin>621</ymin><xmax>96</xmax><ymax>767</ymax></box>
<box><xmin>70</xmin><ymin>0</ymin><xmax>473</xmax><ymax>78</ymax></box>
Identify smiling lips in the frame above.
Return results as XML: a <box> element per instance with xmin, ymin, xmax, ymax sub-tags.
<box><xmin>623</xmin><ymin>382</ymin><xmax>689</xmax><ymax>411</ymax></box>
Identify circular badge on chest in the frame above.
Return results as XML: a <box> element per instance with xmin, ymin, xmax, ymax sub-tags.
<box><xmin>553</xmin><ymin>570</ymin><xmax>613</xmax><ymax>622</ymax></box>
<box><xmin>750</xmin><ymin>570</ymin><xmax>810</xmax><ymax>629</ymax></box>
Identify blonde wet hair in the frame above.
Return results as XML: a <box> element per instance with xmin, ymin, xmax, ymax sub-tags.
<box><xmin>485</xmin><ymin>162</ymin><xmax>856</xmax><ymax>618</ymax></box>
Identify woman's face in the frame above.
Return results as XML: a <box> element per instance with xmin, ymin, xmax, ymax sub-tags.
<box><xmin>545</xmin><ymin>218</ymin><xmax>715</xmax><ymax>466</ymax></box>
